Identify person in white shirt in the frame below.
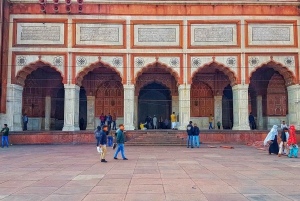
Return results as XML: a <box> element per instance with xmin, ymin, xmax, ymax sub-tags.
<box><xmin>153</xmin><ymin>115</ymin><xmax>158</xmax><ymax>129</ymax></box>
<box><xmin>281</xmin><ymin>121</ymin><xmax>288</xmax><ymax>130</ymax></box>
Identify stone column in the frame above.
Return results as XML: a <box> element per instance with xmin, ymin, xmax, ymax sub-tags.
<box><xmin>214</xmin><ymin>96</ymin><xmax>222</xmax><ymax>129</ymax></box>
<box><xmin>256</xmin><ymin>95</ymin><xmax>263</xmax><ymax>130</ymax></box>
<box><xmin>134</xmin><ymin>96</ymin><xmax>138</xmax><ymax>128</ymax></box>
<box><xmin>6</xmin><ymin>84</ymin><xmax>23</xmax><ymax>131</ymax></box>
<box><xmin>86</xmin><ymin>96</ymin><xmax>95</xmax><ymax>130</ymax></box>
<box><xmin>62</xmin><ymin>84</ymin><xmax>80</xmax><ymax>131</ymax></box>
<box><xmin>44</xmin><ymin>96</ymin><xmax>51</xmax><ymax>131</ymax></box>
<box><xmin>232</xmin><ymin>84</ymin><xmax>250</xmax><ymax>130</ymax></box>
<box><xmin>287</xmin><ymin>84</ymin><xmax>300</xmax><ymax>129</ymax></box>
<box><xmin>178</xmin><ymin>84</ymin><xmax>191</xmax><ymax>130</ymax></box>
<box><xmin>123</xmin><ymin>84</ymin><xmax>135</xmax><ymax>130</ymax></box>
<box><xmin>172</xmin><ymin>96</ymin><xmax>179</xmax><ymax>115</ymax></box>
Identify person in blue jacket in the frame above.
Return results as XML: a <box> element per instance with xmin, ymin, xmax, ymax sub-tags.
<box><xmin>99</xmin><ymin>125</ymin><xmax>109</xmax><ymax>163</ymax></box>
<box><xmin>186</xmin><ymin>121</ymin><xmax>194</xmax><ymax>148</ymax></box>
<box><xmin>193</xmin><ymin>123</ymin><xmax>200</xmax><ymax>148</ymax></box>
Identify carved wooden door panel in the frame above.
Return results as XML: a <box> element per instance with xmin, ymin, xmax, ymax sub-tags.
<box><xmin>191</xmin><ymin>82</ymin><xmax>214</xmax><ymax>117</ymax></box>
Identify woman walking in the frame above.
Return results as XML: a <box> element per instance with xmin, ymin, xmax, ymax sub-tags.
<box><xmin>264</xmin><ymin>125</ymin><xmax>279</xmax><ymax>155</ymax></box>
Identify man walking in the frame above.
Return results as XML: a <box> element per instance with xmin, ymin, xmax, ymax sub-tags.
<box><xmin>99</xmin><ymin>125</ymin><xmax>109</xmax><ymax>163</ymax></box>
<box><xmin>193</xmin><ymin>123</ymin><xmax>200</xmax><ymax>148</ymax></box>
<box><xmin>1</xmin><ymin>124</ymin><xmax>9</xmax><ymax>148</ymax></box>
<box><xmin>187</xmin><ymin>121</ymin><xmax>194</xmax><ymax>148</ymax></box>
<box><xmin>114</xmin><ymin>124</ymin><xmax>128</xmax><ymax>160</ymax></box>
<box><xmin>208</xmin><ymin>114</ymin><xmax>213</xmax><ymax>129</ymax></box>
<box><xmin>171</xmin><ymin>112</ymin><xmax>176</xmax><ymax>129</ymax></box>
<box><xmin>23</xmin><ymin>114</ymin><xmax>28</xmax><ymax>131</ymax></box>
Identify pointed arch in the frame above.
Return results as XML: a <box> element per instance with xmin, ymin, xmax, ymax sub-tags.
<box><xmin>191</xmin><ymin>61</ymin><xmax>237</xmax><ymax>86</ymax></box>
<box><xmin>250</xmin><ymin>60</ymin><xmax>296</xmax><ymax>86</ymax></box>
<box><xmin>134</xmin><ymin>61</ymin><xmax>180</xmax><ymax>86</ymax></box>
<box><xmin>76</xmin><ymin>60</ymin><xmax>122</xmax><ymax>87</ymax></box>
<box><xmin>16</xmin><ymin>60</ymin><xmax>64</xmax><ymax>86</ymax></box>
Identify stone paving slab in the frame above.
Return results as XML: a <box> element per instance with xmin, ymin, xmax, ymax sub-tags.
<box><xmin>0</xmin><ymin>144</ymin><xmax>300</xmax><ymax>201</ymax></box>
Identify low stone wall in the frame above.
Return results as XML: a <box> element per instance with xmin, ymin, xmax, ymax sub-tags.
<box><xmin>7</xmin><ymin>130</ymin><xmax>300</xmax><ymax>145</ymax></box>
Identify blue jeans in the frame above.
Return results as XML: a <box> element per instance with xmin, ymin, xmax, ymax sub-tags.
<box><xmin>108</xmin><ymin>136</ymin><xmax>113</xmax><ymax>147</ymax></box>
<box><xmin>96</xmin><ymin>137</ymin><xmax>101</xmax><ymax>146</ymax></box>
<box><xmin>24</xmin><ymin>121</ymin><xmax>28</xmax><ymax>131</ymax></box>
<box><xmin>209</xmin><ymin>122</ymin><xmax>213</xmax><ymax>129</ymax></box>
<box><xmin>2</xmin><ymin>136</ymin><xmax>9</xmax><ymax>147</ymax></box>
<box><xmin>187</xmin><ymin>135</ymin><xmax>193</xmax><ymax>147</ymax></box>
<box><xmin>112</xmin><ymin>121</ymin><xmax>116</xmax><ymax>130</ymax></box>
<box><xmin>101</xmin><ymin>121</ymin><xmax>105</xmax><ymax>126</ymax></box>
<box><xmin>193</xmin><ymin>136</ymin><xmax>200</xmax><ymax>147</ymax></box>
<box><xmin>114</xmin><ymin>144</ymin><xmax>126</xmax><ymax>159</ymax></box>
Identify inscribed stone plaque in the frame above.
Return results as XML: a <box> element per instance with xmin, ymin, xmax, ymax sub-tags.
<box><xmin>248</xmin><ymin>23</ymin><xmax>294</xmax><ymax>46</ymax></box>
<box><xmin>16</xmin><ymin>22</ymin><xmax>65</xmax><ymax>45</ymax></box>
<box><xmin>76</xmin><ymin>23</ymin><xmax>123</xmax><ymax>46</ymax></box>
<box><xmin>190</xmin><ymin>24</ymin><xmax>237</xmax><ymax>46</ymax></box>
<box><xmin>134</xmin><ymin>24</ymin><xmax>180</xmax><ymax>47</ymax></box>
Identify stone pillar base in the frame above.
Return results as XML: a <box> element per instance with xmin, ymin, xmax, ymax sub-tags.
<box><xmin>62</xmin><ymin>125</ymin><xmax>80</xmax><ymax>131</ymax></box>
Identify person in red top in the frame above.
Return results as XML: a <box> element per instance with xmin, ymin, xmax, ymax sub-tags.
<box><xmin>99</xmin><ymin>113</ymin><xmax>106</xmax><ymax>126</ymax></box>
<box><xmin>287</xmin><ymin>124</ymin><xmax>298</xmax><ymax>158</ymax></box>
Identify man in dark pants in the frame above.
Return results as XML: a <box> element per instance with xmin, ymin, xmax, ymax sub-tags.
<box><xmin>186</xmin><ymin>121</ymin><xmax>194</xmax><ymax>148</ymax></box>
<box><xmin>23</xmin><ymin>114</ymin><xmax>28</xmax><ymax>131</ymax></box>
<box><xmin>249</xmin><ymin>112</ymin><xmax>256</xmax><ymax>130</ymax></box>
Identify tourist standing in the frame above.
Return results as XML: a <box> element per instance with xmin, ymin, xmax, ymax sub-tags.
<box><xmin>106</xmin><ymin>113</ymin><xmax>112</xmax><ymax>129</ymax></box>
<box><xmin>171</xmin><ymin>112</ymin><xmax>176</xmax><ymax>129</ymax></box>
<box><xmin>264</xmin><ymin>125</ymin><xmax>279</xmax><ymax>155</ymax></box>
<box><xmin>248</xmin><ymin>112</ymin><xmax>256</xmax><ymax>130</ymax></box>
<box><xmin>99</xmin><ymin>125</ymin><xmax>109</xmax><ymax>163</ymax></box>
<box><xmin>217</xmin><ymin>121</ymin><xmax>221</xmax><ymax>130</ymax></box>
<box><xmin>193</xmin><ymin>123</ymin><xmax>200</xmax><ymax>148</ymax></box>
<box><xmin>114</xmin><ymin>124</ymin><xmax>128</xmax><ymax>160</ymax></box>
<box><xmin>186</xmin><ymin>121</ymin><xmax>194</xmax><ymax>148</ymax></box>
<box><xmin>153</xmin><ymin>115</ymin><xmax>158</xmax><ymax>129</ymax></box>
<box><xmin>23</xmin><ymin>114</ymin><xmax>28</xmax><ymax>131</ymax></box>
<box><xmin>281</xmin><ymin>121</ymin><xmax>288</xmax><ymax>130</ymax></box>
<box><xmin>1</xmin><ymin>124</ymin><xmax>9</xmax><ymax>148</ymax></box>
<box><xmin>278</xmin><ymin>127</ymin><xmax>289</xmax><ymax>157</ymax></box>
<box><xmin>112</xmin><ymin>112</ymin><xmax>117</xmax><ymax>130</ymax></box>
<box><xmin>287</xmin><ymin>125</ymin><xmax>298</xmax><ymax>158</ymax></box>
<box><xmin>99</xmin><ymin>113</ymin><xmax>105</xmax><ymax>126</ymax></box>
<box><xmin>208</xmin><ymin>114</ymin><xmax>214</xmax><ymax>129</ymax></box>
<box><xmin>94</xmin><ymin>126</ymin><xmax>102</xmax><ymax>153</ymax></box>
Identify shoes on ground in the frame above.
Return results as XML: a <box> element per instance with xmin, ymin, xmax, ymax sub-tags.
<box><xmin>123</xmin><ymin>158</ymin><xmax>128</xmax><ymax>160</ymax></box>
<box><xmin>114</xmin><ymin>157</ymin><xmax>118</xmax><ymax>160</ymax></box>
<box><xmin>101</xmin><ymin>159</ymin><xmax>107</xmax><ymax>163</ymax></box>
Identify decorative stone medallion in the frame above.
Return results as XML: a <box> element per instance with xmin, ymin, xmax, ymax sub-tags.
<box><xmin>192</xmin><ymin>57</ymin><xmax>201</xmax><ymax>68</ymax></box>
<box><xmin>76</xmin><ymin>56</ymin><xmax>87</xmax><ymax>67</ymax></box>
<box><xmin>226</xmin><ymin>57</ymin><xmax>236</xmax><ymax>67</ymax></box>
<box><xmin>16</xmin><ymin>56</ymin><xmax>27</xmax><ymax>66</ymax></box>
<box><xmin>135</xmin><ymin>57</ymin><xmax>145</xmax><ymax>67</ymax></box>
<box><xmin>112</xmin><ymin>57</ymin><xmax>122</xmax><ymax>67</ymax></box>
<box><xmin>284</xmin><ymin>57</ymin><xmax>294</xmax><ymax>67</ymax></box>
<box><xmin>169</xmin><ymin>58</ymin><xmax>179</xmax><ymax>68</ymax></box>
<box><xmin>53</xmin><ymin>56</ymin><xmax>63</xmax><ymax>67</ymax></box>
<box><xmin>249</xmin><ymin>57</ymin><xmax>259</xmax><ymax>67</ymax></box>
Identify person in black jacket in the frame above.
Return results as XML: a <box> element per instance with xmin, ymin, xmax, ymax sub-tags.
<box><xmin>193</xmin><ymin>123</ymin><xmax>200</xmax><ymax>148</ymax></box>
<box><xmin>99</xmin><ymin>125</ymin><xmax>109</xmax><ymax>163</ymax></box>
<box><xmin>186</xmin><ymin>121</ymin><xmax>194</xmax><ymax>148</ymax></box>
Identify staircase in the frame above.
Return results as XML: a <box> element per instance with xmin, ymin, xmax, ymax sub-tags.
<box><xmin>125</xmin><ymin>130</ymin><xmax>187</xmax><ymax>146</ymax></box>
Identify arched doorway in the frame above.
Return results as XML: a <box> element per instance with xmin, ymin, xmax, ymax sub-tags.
<box><xmin>79</xmin><ymin>87</ymin><xmax>87</xmax><ymax>130</ymax></box>
<box><xmin>191</xmin><ymin>63</ymin><xmax>234</xmax><ymax>129</ymax></box>
<box><xmin>22</xmin><ymin>65</ymin><xmax>64</xmax><ymax>130</ymax></box>
<box><xmin>80</xmin><ymin>63</ymin><xmax>123</xmax><ymax>129</ymax></box>
<box><xmin>249</xmin><ymin>66</ymin><xmax>289</xmax><ymax>129</ymax></box>
<box><xmin>138</xmin><ymin>82</ymin><xmax>171</xmax><ymax>126</ymax></box>
<box><xmin>135</xmin><ymin>62</ymin><xmax>179</xmax><ymax>129</ymax></box>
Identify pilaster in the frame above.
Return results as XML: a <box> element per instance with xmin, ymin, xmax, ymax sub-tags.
<box><xmin>123</xmin><ymin>84</ymin><xmax>135</xmax><ymax>130</ymax></box>
<box><xmin>134</xmin><ymin>96</ymin><xmax>138</xmax><ymax>128</ymax></box>
<box><xmin>6</xmin><ymin>84</ymin><xmax>23</xmax><ymax>131</ymax></box>
<box><xmin>62</xmin><ymin>84</ymin><xmax>80</xmax><ymax>131</ymax></box>
<box><xmin>178</xmin><ymin>84</ymin><xmax>191</xmax><ymax>130</ymax></box>
<box><xmin>256</xmin><ymin>95</ymin><xmax>263</xmax><ymax>130</ymax></box>
<box><xmin>172</xmin><ymin>96</ymin><xmax>179</xmax><ymax>116</ymax></box>
<box><xmin>214</xmin><ymin>96</ymin><xmax>222</xmax><ymax>129</ymax></box>
<box><xmin>287</xmin><ymin>84</ymin><xmax>300</xmax><ymax>129</ymax></box>
<box><xmin>44</xmin><ymin>96</ymin><xmax>51</xmax><ymax>131</ymax></box>
<box><xmin>86</xmin><ymin>96</ymin><xmax>95</xmax><ymax>130</ymax></box>
<box><xmin>232</xmin><ymin>84</ymin><xmax>250</xmax><ymax>130</ymax></box>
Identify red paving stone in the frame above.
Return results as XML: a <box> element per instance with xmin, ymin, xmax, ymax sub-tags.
<box><xmin>0</xmin><ymin>144</ymin><xmax>299</xmax><ymax>201</ymax></box>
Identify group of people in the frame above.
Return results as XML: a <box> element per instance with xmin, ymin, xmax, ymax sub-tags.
<box><xmin>264</xmin><ymin>121</ymin><xmax>298</xmax><ymax>158</ymax></box>
<box><xmin>94</xmin><ymin>124</ymin><xmax>128</xmax><ymax>163</ymax></box>
<box><xmin>186</xmin><ymin>121</ymin><xmax>200</xmax><ymax>148</ymax></box>
<box><xmin>99</xmin><ymin>113</ymin><xmax>117</xmax><ymax>130</ymax></box>
<box><xmin>140</xmin><ymin>112</ymin><xmax>179</xmax><ymax>130</ymax></box>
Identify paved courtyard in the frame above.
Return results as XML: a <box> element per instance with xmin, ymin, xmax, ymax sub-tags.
<box><xmin>0</xmin><ymin>144</ymin><xmax>300</xmax><ymax>201</ymax></box>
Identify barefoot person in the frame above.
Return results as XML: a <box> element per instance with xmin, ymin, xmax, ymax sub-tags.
<box><xmin>264</xmin><ymin>125</ymin><xmax>279</xmax><ymax>155</ymax></box>
<box><xmin>114</xmin><ymin>124</ymin><xmax>128</xmax><ymax>160</ymax></box>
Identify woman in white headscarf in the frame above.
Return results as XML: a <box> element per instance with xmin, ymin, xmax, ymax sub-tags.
<box><xmin>264</xmin><ymin>125</ymin><xmax>279</xmax><ymax>155</ymax></box>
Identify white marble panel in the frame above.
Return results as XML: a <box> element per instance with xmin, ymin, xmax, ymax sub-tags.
<box><xmin>27</xmin><ymin>117</ymin><xmax>42</xmax><ymax>131</ymax></box>
<box><xmin>75</xmin><ymin>23</ymin><xmax>123</xmax><ymax>46</ymax></box>
<box><xmin>133</xmin><ymin>24</ymin><xmax>180</xmax><ymax>46</ymax></box>
<box><xmin>191</xmin><ymin>23</ymin><xmax>237</xmax><ymax>46</ymax></box>
<box><xmin>16</xmin><ymin>22</ymin><xmax>65</xmax><ymax>45</ymax></box>
<box><xmin>248</xmin><ymin>23</ymin><xmax>294</xmax><ymax>46</ymax></box>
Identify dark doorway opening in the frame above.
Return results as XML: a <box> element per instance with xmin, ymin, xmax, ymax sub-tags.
<box><xmin>138</xmin><ymin>82</ymin><xmax>171</xmax><ymax>126</ymax></box>
<box><xmin>222</xmin><ymin>84</ymin><xmax>233</xmax><ymax>129</ymax></box>
<box><xmin>79</xmin><ymin>87</ymin><xmax>87</xmax><ymax>130</ymax></box>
